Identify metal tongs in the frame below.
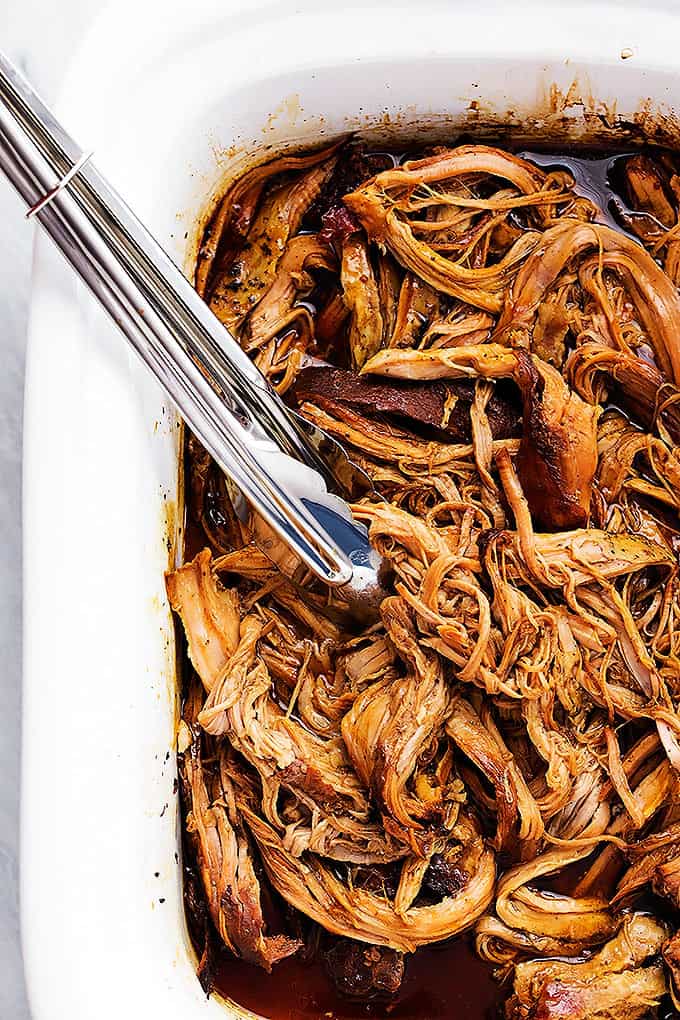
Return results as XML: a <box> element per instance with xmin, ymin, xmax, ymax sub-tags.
<box><xmin>0</xmin><ymin>53</ymin><xmax>389</xmax><ymax>619</ymax></box>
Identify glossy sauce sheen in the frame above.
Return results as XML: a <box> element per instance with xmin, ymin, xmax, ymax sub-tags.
<box><xmin>184</xmin><ymin>138</ymin><xmax>669</xmax><ymax>1020</ymax></box>
<box><xmin>213</xmin><ymin>937</ymin><xmax>501</xmax><ymax>1019</ymax></box>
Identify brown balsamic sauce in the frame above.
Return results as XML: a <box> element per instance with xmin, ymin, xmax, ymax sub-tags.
<box><xmin>514</xmin><ymin>148</ymin><xmax>641</xmax><ymax>238</ymax></box>
<box><xmin>212</xmin><ymin>936</ymin><xmax>501</xmax><ymax>1020</ymax></box>
<box><xmin>183</xmin><ymin>135</ymin><xmax>679</xmax><ymax>1020</ymax></box>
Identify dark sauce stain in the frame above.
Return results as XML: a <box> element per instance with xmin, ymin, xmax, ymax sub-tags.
<box><xmin>184</xmin><ymin>497</ymin><xmax>211</xmax><ymax>560</ymax></box>
<box><xmin>212</xmin><ymin>935</ymin><xmax>501</xmax><ymax>1020</ymax></box>
<box><xmin>184</xmin><ymin>133</ymin><xmax>680</xmax><ymax>1020</ymax></box>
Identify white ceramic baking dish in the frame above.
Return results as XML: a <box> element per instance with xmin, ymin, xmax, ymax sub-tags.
<box><xmin>21</xmin><ymin>1</ymin><xmax>680</xmax><ymax>1017</ymax></box>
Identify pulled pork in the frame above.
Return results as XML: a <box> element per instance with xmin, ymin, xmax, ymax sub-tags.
<box><xmin>174</xmin><ymin>139</ymin><xmax>680</xmax><ymax>1017</ymax></box>
<box><xmin>505</xmin><ymin>913</ymin><xmax>668</xmax><ymax>1020</ymax></box>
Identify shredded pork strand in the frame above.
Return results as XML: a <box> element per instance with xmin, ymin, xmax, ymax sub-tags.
<box><xmin>170</xmin><ymin>138</ymin><xmax>680</xmax><ymax>1016</ymax></box>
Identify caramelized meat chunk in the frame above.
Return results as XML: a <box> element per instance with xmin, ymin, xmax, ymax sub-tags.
<box><xmin>324</xmin><ymin>939</ymin><xmax>405</xmax><ymax>1000</ymax></box>
<box><xmin>292</xmin><ymin>364</ymin><xmax>521</xmax><ymax>441</ymax></box>
<box><xmin>362</xmin><ymin>344</ymin><xmax>598</xmax><ymax>529</ymax></box>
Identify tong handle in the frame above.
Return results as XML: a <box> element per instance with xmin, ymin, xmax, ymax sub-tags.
<box><xmin>0</xmin><ymin>51</ymin><xmax>353</xmax><ymax>586</ymax></box>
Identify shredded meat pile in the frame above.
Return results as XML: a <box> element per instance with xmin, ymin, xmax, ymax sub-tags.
<box><xmin>169</xmin><ymin>139</ymin><xmax>680</xmax><ymax>1017</ymax></box>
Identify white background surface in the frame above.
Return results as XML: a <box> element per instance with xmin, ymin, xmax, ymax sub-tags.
<box><xmin>1</xmin><ymin>2</ymin><xmax>101</xmax><ymax>1016</ymax></box>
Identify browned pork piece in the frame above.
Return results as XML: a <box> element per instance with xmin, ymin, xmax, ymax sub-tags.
<box><xmin>504</xmin><ymin>913</ymin><xmax>668</xmax><ymax>1020</ymax></box>
<box><xmin>299</xmin><ymin>397</ymin><xmax>520</xmax><ymax>479</ymax></box>
<box><xmin>180</xmin><ymin>732</ymin><xmax>300</xmax><ymax>971</ymax></box>
<box><xmin>362</xmin><ymin>343</ymin><xmax>598</xmax><ymax>529</ymax></box>
<box><xmin>324</xmin><ymin>939</ymin><xmax>405</xmax><ymax>1001</ymax></box>
<box><xmin>292</xmin><ymin>364</ymin><xmax>521</xmax><ymax>441</ymax></box>
<box><xmin>510</xmin><ymin>352</ymin><xmax>597</xmax><ymax>529</ymax></box>
<box><xmin>344</xmin><ymin>145</ymin><xmax>560</xmax><ymax>312</ymax></box>
<box><xmin>246</xmin><ymin>234</ymin><xmax>335</xmax><ymax>349</ymax></box>
<box><xmin>492</xmin><ymin>524</ymin><xmax>675</xmax><ymax>590</ymax></box>
<box><xmin>209</xmin><ymin>154</ymin><xmax>337</xmax><ymax>331</ymax></box>
<box><xmin>241</xmin><ymin>803</ymin><xmax>496</xmax><ymax>953</ymax></box>
<box><xmin>423</xmin><ymin>306</ymin><xmax>496</xmax><ymax>349</ymax></box>
<box><xmin>195</xmin><ymin>138</ymin><xmax>344</xmax><ymax>298</ymax></box>
<box><xmin>596</xmin><ymin>407</ymin><xmax>680</xmax><ymax>510</ymax></box>
<box><xmin>186</xmin><ymin>434</ymin><xmax>246</xmax><ymax>554</ymax></box>
<box><xmin>389</xmin><ymin>272</ymin><xmax>441</xmax><ymax>347</ymax></box>
<box><xmin>492</xmin><ymin>844</ymin><xmax>615</xmax><ymax>951</ymax></box>
<box><xmin>445</xmin><ymin>696</ymin><xmax>543</xmax><ymax>849</ymax></box>
<box><xmin>493</xmin><ymin>219</ymin><xmax>680</xmax><ymax>385</ymax></box>
<box><xmin>615</xmin><ymin>821</ymin><xmax>680</xmax><ymax>908</ymax></box>
<box><xmin>569</xmin><ymin>746</ymin><xmax>675</xmax><ymax>909</ymax></box>
<box><xmin>569</xmin><ymin>339</ymin><xmax>680</xmax><ymax>445</ymax></box>
<box><xmin>356</xmin><ymin>496</ymin><xmax>672</xmax><ymax>589</ymax></box>
<box><xmin>167</xmin><ymin>553</ymin><xmax>401</xmax><ymax>864</ymax></box>
<box><xmin>625</xmin><ymin>153</ymin><xmax>677</xmax><ymax>228</ymax></box>
<box><xmin>241</xmin><ymin>233</ymin><xmax>337</xmax><ymax>392</ymax></box>
<box><xmin>166</xmin><ymin>548</ymin><xmax>240</xmax><ymax>689</ymax></box>
<box><xmin>341</xmin><ymin>234</ymin><xmax>384</xmax><ymax>369</ymax></box>
<box><xmin>341</xmin><ymin>597</ymin><xmax>454</xmax><ymax>836</ymax></box>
